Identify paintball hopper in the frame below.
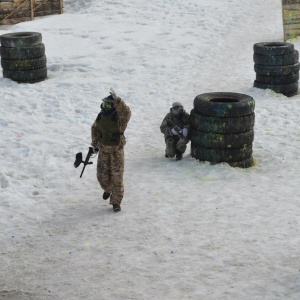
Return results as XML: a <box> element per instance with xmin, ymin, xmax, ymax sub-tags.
<box><xmin>74</xmin><ymin>152</ymin><xmax>83</xmax><ymax>168</ymax></box>
<box><xmin>74</xmin><ymin>147</ymin><xmax>94</xmax><ymax>178</ymax></box>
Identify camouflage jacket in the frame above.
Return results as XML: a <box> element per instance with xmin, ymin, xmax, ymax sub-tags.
<box><xmin>91</xmin><ymin>97</ymin><xmax>131</xmax><ymax>148</ymax></box>
<box><xmin>160</xmin><ymin>110</ymin><xmax>190</xmax><ymax>139</ymax></box>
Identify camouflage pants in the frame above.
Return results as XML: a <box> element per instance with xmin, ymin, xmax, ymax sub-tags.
<box><xmin>97</xmin><ymin>144</ymin><xmax>124</xmax><ymax>205</ymax></box>
<box><xmin>165</xmin><ymin>136</ymin><xmax>189</xmax><ymax>158</ymax></box>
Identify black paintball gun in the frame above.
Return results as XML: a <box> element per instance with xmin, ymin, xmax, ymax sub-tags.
<box><xmin>173</xmin><ymin>125</ymin><xmax>183</xmax><ymax>136</ymax></box>
<box><xmin>74</xmin><ymin>147</ymin><xmax>96</xmax><ymax>178</ymax></box>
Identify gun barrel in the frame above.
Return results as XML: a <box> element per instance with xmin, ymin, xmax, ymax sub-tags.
<box><xmin>80</xmin><ymin>165</ymin><xmax>86</xmax><ymax>178</ymax></box>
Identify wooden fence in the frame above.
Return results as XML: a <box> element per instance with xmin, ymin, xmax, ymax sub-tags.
<box><xmin>282</xmin><ymin>0</ymin><xmax>300</xmax><ymax>40</ymax></box>
<box><xmin>0</xmin><ymin>0</ymin><xmax>63</xmax><ymax>25</ymax></box>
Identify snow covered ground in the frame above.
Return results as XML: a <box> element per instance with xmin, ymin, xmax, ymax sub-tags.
<box><xmin>1</xmin><ymin>0</ymin><xmax>300</xmax><ymax>299</ymax></box>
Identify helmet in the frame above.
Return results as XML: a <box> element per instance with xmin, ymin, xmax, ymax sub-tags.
<box><xmin>171</xmin><ymin>102</ymin><xmax>184</xmax><ymax>115</ymax></box>
<box><xmin>102</xmin><ymin>95</ymin><xmax>115</xmax><ymax>103</ymax></box>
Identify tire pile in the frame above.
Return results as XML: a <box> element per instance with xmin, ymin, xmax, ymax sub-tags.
<box><xmin>0</xmin><ymin>32</ymin><xmax>47</xmax><ymax>83</ymax></box>
<box><xmin>190</xmin><ymin>92</ymin><xmax>255</xmax><ymax>168</ymax></box>
<box><xmin>253</xmin><ymin>42</ymin><xmax>299</xmax><ymax>97</ymax></box>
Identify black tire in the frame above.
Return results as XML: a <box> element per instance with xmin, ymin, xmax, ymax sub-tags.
<box><xmin>190</xmin><ymin>109</ymin><xmax>255</xmax><ymax>134</ymax></box>
<box><xmin>0</xmin><ymin>32</ymin><xmax>42</xmax><ymax>48</ymax></box>
<box><xmin>254</xmin><ymin>42</ymin><xmax>294</xmax><ymax>56</ymax></box>
<box><xmin>0</xmin><ymin>43</ymin><xmax>45</xmax><ymax>59</ymax></box>
<box><xmin>17</xmin><ymin>77</ymin><xmax>47</xmax><ymax>84</ymax></box>
<box><xmin>256</xmin><ymin>73</ymin><xmax>299</xmax><ymax>84</ymax></box>
<box><xmin>253</xmin><ymin>80</ymin><xmax>298</xmax><ymax>96</ymax></box>
<box><xmin>228</xmin><ymin>156</ymin><xmax>254</xmax><ymax>168</ymax></box>
<box><xmin>1</xmin><ymin>55</ymin><xmax>47</xmax><ymax>71</ymax></box>
<box><xmin>253</xmin><ymin>50</ymin><xmax>299</xmax><ymax>66</ymax></box>
<box><xmin>191</xmin><ymin>145</ymin><xmax>252</xmax><ymax>163</ymax></box>
<box><xmin>254</xmin><ymin>63</ymin><xmax>300</xmax><ymax>76</ymax></box>
<box><xmin>193</xmin><ymin>92</ymin><xmax>255</xmax><ymax>118</ymax></box>
<box><xmin>3</xmin><ymin>67</ymin><xmax>47</xmax><ymax>82</ymax></box>
<box><xmin>190</xmin><ymin>129</ymin><xmax>254</xmax><ymax>149</ymax></box>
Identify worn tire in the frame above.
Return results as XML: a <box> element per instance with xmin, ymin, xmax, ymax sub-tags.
<box><xmin>254</xmin><ymin>42</ymin><xmax>294</xmax><ymax>56</ymax></box>
<box><xmin>256</xmin><ymin>73</ymin><xmax>299</xmax><ymax>84</ymax></box>
<box><xmin>0</xmin><ymin>43</ymin><xmax>45</xmax><ymax>59</ymax></box>
<box><xmin>191</xmin><ymin>145</ymin><xmax>252</xmax><ymax>163</ymax></box>
<box><xmin>190</xmin><ymin>109</ymin><xmax>255</xmax><ymax>134</ymax></box>
<box><xmin>1</xmin><ymin>55</ymin><xmax>47</xmax><ymax>71</ymax></box>
<box><xmin>253</xmin><ymin>80</ymin><xmax>298</xmax><ymax>96</ymax></box>
<box><xmin>190</xmin><ymin>128</ymin><xmax>254</xmax><ymax>149</ymax></box>
<box><xmin>3</xmin><ymin>66</ymin><xmax>47</xmax><ymax>82</ymax></box>
<box><xmin>254</xmin><ymin>63</ymin><xmax>300</xmax><ymax>76</ymax></box>
<box><xmin>228</xmin><ymin>156</ymin><xmax>254</xmax><ymax>168</ymax></box>
<box><xmin>253</xmin><ymin>50</ymin><xmax>299</xmax><ymax>66</ymax></box>
<box><xmin>193</xmin><ymin>92</ymin><xmax>255</xmax><ymax>118</ymax></box>
<box><xmin>0</xmin><ymin>32</ymin><xmax>42</xmax><ymax>48</ymax></box>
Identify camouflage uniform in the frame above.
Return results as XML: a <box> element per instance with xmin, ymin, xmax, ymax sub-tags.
<box><xmin>91</xmin><ymin>97</ymin><xmax>131</xmax><ymax>205</ymax></box>
<box><xmin>160</xmin><ymin>109</ymin><xmax>190</xmax><ymax>158</ymax></box>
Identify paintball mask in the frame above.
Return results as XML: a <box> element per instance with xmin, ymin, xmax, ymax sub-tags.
<box><xmin>101</xmin><ymin>95</ymin><xmax>115</xmax><ymax>112</ymax></box>
<box><xmin>102</xmin><ymin>101</ymin><xmax>113</xmax><ymax>110</ymax></box>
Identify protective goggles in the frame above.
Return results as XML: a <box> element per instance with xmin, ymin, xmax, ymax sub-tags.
<box><xmin>102</xmin><ymin>101</ymin><xmax>113</xmax><ymax>110</ymax></box>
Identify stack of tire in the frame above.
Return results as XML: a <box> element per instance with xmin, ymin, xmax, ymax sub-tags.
<box><xmin>190</xmin><ymin>92</ymin><xmax>255</xmax><ymax>168</ymax></box>
<box><xmin>253</xmin><ymin>42</ymin><xmax>299</xmax><ymax>97</ymax></box>
<box><xmin>0</xmin><ymin>32</ymin><xmax>47</xmax><ymax>83</ymax></box>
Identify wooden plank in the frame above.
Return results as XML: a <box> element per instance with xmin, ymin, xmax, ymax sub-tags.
<box><xmin>284</xmin><ymin>29</ymin><xmax>300</xmax><ymax>39</ymax></box>
<box><xmin>34</xmin><ymin>4</ymin><xmax>61</xmax><ymax>11</ymax></box>
<box><xmin>35</xmin><ymin>0</ymin><xmax>60</xmax><ymax>2</ymax></box>
<box><xmin>0</xmin><ymin>0</ymin><xmax>63</xmax><ymax>25</ymax></box>
<box><xmin>282</xmin><ymin>0</ymin><xmax>300</xmax><ymax>40</ymax></box>
<box><xmin>283</xmin><ymin>18</ymin><xmax>300</xmax><ymax>25</ymax></box>
<box><xmin>283</xmin><ymin>9</ymin><xmax>300</xmax><ymax>16</ymax></box>
<box><xmin>1</xmin><ymin>10</ymin><xmax>31</xmax><ymax>19</ymax></box>
<box><xmin>283</xmin><ymin>10</ymin><xmax>300</xmax><ymax>24</ymax></box>
<box><xmin>34</xmin><ymin>10</ymin><xmax>60</xmax><ymax>16</ymax></box>
<box><xmin>0</xmin><ymin>16</ymin><xmax>30</xmax><ymax>24</ymax></box>
<box><xmin>0</xmin><ymin>3</ymin><xmax>14</xmax><ymax>8</ymax></box>
<box><xmin>283</xmin><ymin>0</ymin><xmax>300</xmax><ymax>4</ymax></box>
<box><xmin>283</xmin><ymin>4</ymin><xmax>300</xmax><ymax>9</ymax></box>
<box><xmin>34</xmin><ymin>2</ymin><xmax>61</xmax><ymax>8</ymax></box>
<box><xmin>33</xmin><ymin>0</ymin><xmax>48</xmax><ymax>12</ymax></box>
<box><xmin>0</xmin><ymin>0</ymin><xmax>30</xmax><ymax>23</ymax></box>
<box><xmin>30</xmin><ymin>0</ymin><xmax>33</xmax><ymax>20</ymax></box>
<box><xmin>284</xmin><ymin>23</ymin><xmax>300</xmax><ymax>29</ymax></box>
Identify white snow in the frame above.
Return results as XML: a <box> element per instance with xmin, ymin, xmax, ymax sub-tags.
<box><xmin>1</xmin><ymin>0</ymin><xmax>300</xmax><ymax>299</ymax></box>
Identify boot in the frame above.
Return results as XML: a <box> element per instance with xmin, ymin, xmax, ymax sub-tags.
<box><xmin>175</xmin><ymin>150</ymin><xmax>182</xmax><ymax>161</ymax></box>
<box><xmin>113</xmin><ymin>204</ymin><xmax>121</xmax><ymax>212</ymax></box>
<box><xmin>103</xmin><ymin>192</ymin><xmax>111</xmax><ymax>200</ymax></box>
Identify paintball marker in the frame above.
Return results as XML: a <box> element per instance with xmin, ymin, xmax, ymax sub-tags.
<box><xmin>173</xmin><ymin>125</ymin><xmax>183</xmax><ymax>136</ymax></box>
<box><xmin>74</xmin><ymin>147</ymin><xmax>96</xmax><ymax>178</ymax></box>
